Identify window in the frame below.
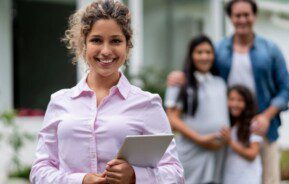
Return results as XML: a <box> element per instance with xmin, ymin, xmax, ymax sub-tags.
<box><xmin>13</xmin><ymin>0</ymin><xmax>76</xmax><ymax>113</ymax></box>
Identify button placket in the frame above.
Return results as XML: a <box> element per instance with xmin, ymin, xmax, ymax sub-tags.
<box><xmin>90</xmin><ymin>90</ymin><xmax>114</xmax><ymax>173</ymax></box>
<box><xmin>90</xmin><ymin>93</ymin><xmax>98</xmax><ymax>172</ymax></box>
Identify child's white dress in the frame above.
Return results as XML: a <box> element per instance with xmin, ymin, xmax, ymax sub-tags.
<box><xmin>223</xmin><ymin>126</ymin><xmax>263</xmax><ymax>184</ymax></box>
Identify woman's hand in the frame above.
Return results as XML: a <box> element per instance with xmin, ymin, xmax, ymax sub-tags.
<box><xmin>167</xmin><ymin>71</ymin><xmax>186</xmax><ymax>86</ymax></box>
<box><xmin>105</xmin><ymin>159</ymin><xmax>135</xmax><ymax>184</ymax></box>
<box><xmin>195</xmin><ymin>133</ymin><xmax>224</xmax><ymax>150</ymax></box>
<box><xmin>82</xmin><ymin>173</ymin><xmax>106</xmax><ymax>184</ymax></box>
<box><xmin>219</xmin><ymin>126</ymin><xmax>231</xmax><ymax>144</ymax></box>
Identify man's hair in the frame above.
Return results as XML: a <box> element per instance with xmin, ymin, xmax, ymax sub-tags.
<box><xmin>225</xmin><ymin>0</ymin><xmax>258</xmax><ymax>16</ymax></box>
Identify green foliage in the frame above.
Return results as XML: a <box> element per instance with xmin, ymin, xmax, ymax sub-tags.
<box><xmin>0</xmin><ymin>110</ymin><xmax>35</xmax><ymax>180</ymax></box>
<box><xmin>8</xmin><ymin>166</ymin><xmax>31</xmax><ymax>180</ymax></box>
<box><xmin>125</xmin><ymin>65</ymin><xmax>169</xmax><ymax>101</ymax></box>
<box><xmin>281</xmin><ymin>149</ymin><xmax>289</xmax><ymax>180</ymax></box>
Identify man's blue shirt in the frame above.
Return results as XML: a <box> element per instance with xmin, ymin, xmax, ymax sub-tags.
<box><xmin>215</xmin><ymin>34</ymin><xmax>289</xmax><ymax>142</ymax></box>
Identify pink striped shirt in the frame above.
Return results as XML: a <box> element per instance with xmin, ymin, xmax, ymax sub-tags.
<box><xmin>30</xmin><ymin>73</ymin><xmax>184</xmax><ymax>184</ymax></box>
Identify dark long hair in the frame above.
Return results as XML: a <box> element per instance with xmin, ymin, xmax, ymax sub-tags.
<box><xmin>228</xmin><ymin>85</ymin><xmax>257</xmax><ymax>146</ymax></box>
<box><xmin>179</xmin><ymin>34</ymin><xmax>218</xmax><ymax>116</ymax></box>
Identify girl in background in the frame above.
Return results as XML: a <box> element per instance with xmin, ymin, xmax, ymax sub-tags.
<box><xmin>222</xmin><ymin>85</ymin><xmax>262</xmax><ymax>184</ymax></box>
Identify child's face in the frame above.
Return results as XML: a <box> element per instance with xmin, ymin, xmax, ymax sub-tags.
<box><xmin>228</xmin><ymin>90</ymin><xmax>246</xmax><ymax>118</ymax></box>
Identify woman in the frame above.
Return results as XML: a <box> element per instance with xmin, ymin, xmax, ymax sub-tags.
<box><xmin>165</xmin><ymin>35</ymin><xmax>229</xmax><ymax>184</ymax></box>
<box><xmin>30</xmin><ymin>1</ymin><xmax>184</xmax><ymax>183</ymax></box>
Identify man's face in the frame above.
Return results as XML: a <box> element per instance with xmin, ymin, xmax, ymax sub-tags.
<box><xmin>230</xmin><ymin>1</ymin><xmax>256</xmax><ymax>36</ymax></box>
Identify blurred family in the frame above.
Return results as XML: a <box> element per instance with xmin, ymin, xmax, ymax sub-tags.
<box><xmin>166</xmin><ymin>0</ymin><xmax>289</xmax><ymax>183</ymax></box>
<box><xmin>30</xmin><ymin>0</ymin><xmax>289</xmax><ymax>183</ymax></box>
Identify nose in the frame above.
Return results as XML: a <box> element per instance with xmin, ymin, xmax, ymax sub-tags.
<box><xmin>201</xmin><ymin>53</ymin><xmax>209</xmax><ymax>60</ymax></box>
<box><xmin>100</xmin><ymin>43</ymin><xmax>112</xmax><ymax>56</ymax></box>
<box><xmin>239</xmin><ymin>15</ymin><xmax>247</xmax><ymax>23</ymax></box>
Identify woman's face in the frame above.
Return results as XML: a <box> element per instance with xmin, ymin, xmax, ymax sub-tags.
<box><xmin>230</xmin><ymin>1</ymin><xmax>256</xmax><ymax>36</ymax></box>
<box><xmin>192</xmin><ymin>42</ymin><xmax>214</xmax><ymax>74</ymax></box>
<box><xmin>228</xmin><ymin>90</ymin><xmax>246</xmax><ymax>118</ymax></box>
<box><xmin>85</xmin><ymin>19</ymin><xmax>128</xmax><ymax>78</ymax></box>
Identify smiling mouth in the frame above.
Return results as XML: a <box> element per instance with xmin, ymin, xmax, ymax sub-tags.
<box><xmin>94</xmin><ymin>57</ymin><xmax>116</xmax><ymax>64</ymax></box>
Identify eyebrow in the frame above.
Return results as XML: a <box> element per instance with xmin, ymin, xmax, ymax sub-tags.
<box><xmin>89</xmin><ymin>34</ymin><xmax>124</xmax><ymax>38</ymax></box>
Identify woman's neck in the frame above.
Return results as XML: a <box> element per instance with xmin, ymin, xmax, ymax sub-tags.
<box><xmin>195</xmin><ymin>71</ymin><xmax>210</xmax><ymax>75</ymax></box>
<box><xmin>87</xmin><ymin>71</ymin><xmax>120</xmax><ymax>93</ymax></box>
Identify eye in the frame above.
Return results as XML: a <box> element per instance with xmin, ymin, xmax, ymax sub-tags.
<box><xmin>243</xmin><ymin>13</ymin><xmax>249</xmax><ymax>18</ymax></box>
<box><xmin>235</xmin><ymin>14</ymin><xmax>241</xmax><ymax>19</ymax></box>
<box><xmin>90</xmin><ymin>38</ymin><xmax>102</xmax><ymax>44</ymax></box>
<box><xmin>111</xmin><ymin>38</ymin><xmax>122</xmax><ymax>44</ymax></box>
<box><xmin>196</xmin><ymin>50</ymin><xmax>203</xmax><ymax>55</ymax></box>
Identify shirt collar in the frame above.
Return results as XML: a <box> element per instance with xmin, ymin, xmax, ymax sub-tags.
<box><xmin>70</xmin><ymin>73</ymin><xmax>92</xmax><ymax>98</ymax></box>
<box><xmin>194</xmin><ymin>71</ymin><xmax>213</xmax><ymax>83</ymax></box>
<box><xmin>226</xmin><ymin>33</ymin><xmax>259</xmax><ymax>50</ymax></box>
<box><xmin>115</xmin><ymin>72</ymin><xmax>131</xmax><ymax>99</ymax></box>
<box><xmin>70</xmin><ymin>72</ymin><xmax>131</xmax><ymax>99</ymax></box>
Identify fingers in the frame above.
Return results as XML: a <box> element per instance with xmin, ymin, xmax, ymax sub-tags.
<box><xmin>251</xmin><ymin>120</ymin><xmax>261</xmax><ymax>132</ymax></box>
<box><xmin>253</xmin><ymin>124</ymin><xmax>267</xmax><ymax>136</ymax></box>
<box><xmin>220</xmin><ymin>128</ymin><xmax>230</xmax><ymax>135</ymax></box>
<box><xmin>106</xmin><ymin>171</ymin><xmax>121</xmax><ymax>180</ymax></box>
<box><xmin>92</xmin><ymin>173</ymin><xmax>104</xmax><ymax>177</ymax></box>
<box><xmin>167</xmin><ymin>71</ymin><xmax>185</xmax><ymax>86</ymax></box>
<box><xmin>106</xmin><ymin>176</ymin><xmax>119</xmax><ymax>184</ymax></box>
<box><xmin>251</xmin><ymin>115</ymin><xmax>269</xmax><ymax>136</ymax></box>
<box><xmin>100</xmin><ymin>171</ymin><xmax>107</xmax><ymax>177</ymax></box>
<box><xmin>106</xmin><ymin>159</ymin><xmax>126</xmax><ymax>168</ymax></box>
<box><xmin>97</xmin><ymin>177</ymin><xmax>107</xmax><ymax>184</ymax></box>
<box><xmin>106</xmin><ymin>161</ymin><xmax>131</xmax><ymax>173</ymax></box>
<box><xmin>83</xmin><ymin>173</ymin><xmax>106</xmax><ymax>184</ymax></box>
<box><xmin>106</xmin><ymin>159</ymin><xmax>129</xmax><ymax>173</ymax></box>
<box><xmin>105</xmin><ymin>159</ymin><xmax>135</xmax><ymax>184</ymax></box>
<box><xmin>218</xmin><ymin>127</ymin><xmax>231</xmax><ymax>144</ymax></box>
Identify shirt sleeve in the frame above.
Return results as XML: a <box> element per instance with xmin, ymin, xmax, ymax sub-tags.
<box><xmin>164</xmin><ymin>86</ymin><xmax>183</xmax><ymax>109</ymax></box>
<box><xmin>250</xmin><ymin>133</ymin><xmax>263</xmax><ymax>144</ymax></box>
<box><xmin>133</xmin><ymin>94</ymin><xmax>185</xmax><ymax>184</ymax></box>
<box><xmin>30</xmin><ymin>97</ymin><xmax>86</xmax><ymax>184</ymax></box>
<box><xmin>270</xmin><ymin>43</ymin><xmax>289</xmax><ymax>111</ymax></box>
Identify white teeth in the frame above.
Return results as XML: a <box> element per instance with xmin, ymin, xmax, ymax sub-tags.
<box><xmin>99</xmin><ymin>59</ymin><xmax>113</xmax><ymax>63</ymax></box>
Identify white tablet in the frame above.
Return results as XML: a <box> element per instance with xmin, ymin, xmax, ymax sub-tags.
<box><xmin>116</xmin><ymin>134</ymin><xmax>174</xmax><ymax>168</ymax></box>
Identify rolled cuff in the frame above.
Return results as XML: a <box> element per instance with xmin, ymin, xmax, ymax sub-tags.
<box><xmin>270</xmin><ymin>97</ymin><xmax>288</xmax><ymax>111</ymax></box>
<box><xmin>68</xmin><ymin>173</ymin><xmax>87</xmax><ymax>184</ymax></box>
<box><xmin>132</xmin><ymin>166</ymin><xmax>154</xmax><ymax>184</ymax></box>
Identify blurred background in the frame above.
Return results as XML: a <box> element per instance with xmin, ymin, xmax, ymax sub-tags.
<box><xmin>0</xmin><ymin>0</ymin><xmax>289</xmax><ymax>183</ymax></box>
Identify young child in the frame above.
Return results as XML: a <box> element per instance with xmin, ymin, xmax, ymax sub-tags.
<box><xmin>222</xmin><ymin>85</ymin><xmax>263</xmax><ymax>184</ymax></box>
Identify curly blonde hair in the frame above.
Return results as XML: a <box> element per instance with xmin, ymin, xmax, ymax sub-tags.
<box><xmin>62</xmin><ymin>0</ymin><xmax>133</xmax><ymax>64</ymax></box>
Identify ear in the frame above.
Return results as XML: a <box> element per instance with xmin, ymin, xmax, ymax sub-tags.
<box><xmin>82</xmin><ymin>45</ymin><xmax>91</xmax><ymax>67</ymax></box>
<box><xmin>126</xmin><ymin>44</ymin><xmax>129</xmax><ymax>53</ymax></box>
<box><xmin>125</xmin><ymin>45</ymin><xmax>130</xmax><ymax>59</ymax></box>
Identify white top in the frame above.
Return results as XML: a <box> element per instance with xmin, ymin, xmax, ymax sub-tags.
<box><xmin>165</xmin><ymin>72</ymin><xmax>230</xmax><ymax>183</ymax></box>
<box><xmin>223</xmin><ymin>126</ymin><xmax>263</xmax><ymax>184</ymax></box>
<box><xmin>228</xmin><ymin>52</ymin><xmax>256</xmax><ymax>95</ymax></box>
